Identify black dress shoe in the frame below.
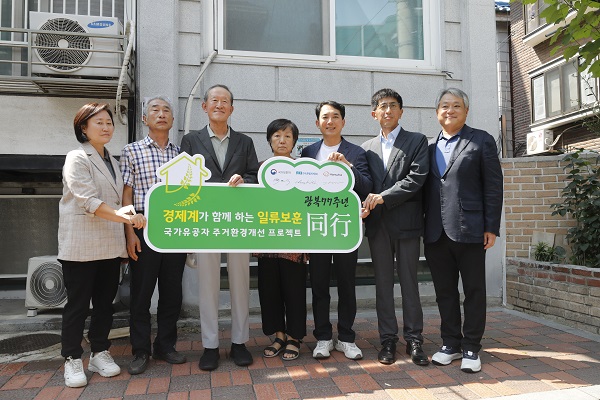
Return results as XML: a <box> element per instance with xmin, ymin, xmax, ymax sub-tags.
<box><xmin>378</xmin><ymin>339</ymin><xmax>397</xmax><ymax>365</ymax></box>
<box><xmin>230</xmin><ymin>343</ymin><xmax>253</xmax><ymax>366</ymax></box>
<box><xmin>153</xmin><ymin>350</ymin><xmax>187</xmax><ymax>364</ymax></box>
<box><xmin>406</xmin><ymin>340</ymin><xmax>429</xmax><ymax>366</ymax></box>
<box><xmin>128</xmin><ymin>352</ymin><xmax>149</xmax><ymax>375</ymax></box>
<box><xmin>199</xmin><ymin>348</ymin><xmax>220</xmax><ymax>371</ymax></box>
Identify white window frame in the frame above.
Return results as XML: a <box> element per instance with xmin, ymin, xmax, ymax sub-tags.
<box><xmin>529</xmin><ymin>56</ymin><xmax>599</xmax><ymax>126</ymax></box>
<box><xmin>213</xmin><ymin>0</ymin><xmax>440</xmax><ymax>71</ymax></box>
<box><xmin>216</xmin><ymin>0</ymin><xmax>335</xmax><ymax>62</ymax></box>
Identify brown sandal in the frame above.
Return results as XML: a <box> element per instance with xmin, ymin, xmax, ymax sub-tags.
<box><xmin>263</xmin><ymin>337</ymin><xmax>286</xmax><ymax>358</ymax></box>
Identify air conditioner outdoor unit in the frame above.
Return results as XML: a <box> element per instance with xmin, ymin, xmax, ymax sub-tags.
<box><xmin>25</xmin><ymin>255</ymin><xmax>122</xmax><ymax>316</ymax></box>
<box><xmin>29</xmin><ymin>12</ymin><xmax>123</xmax><ymax>77</ymax></box>
<box><xmin>25</xmin><ymin>255</ymin><xmax>67</xmax><ymax>313</ymax></box>
<box><xmin>526</xmin><ymin>129</ymin><xmax>553</xmax><ymax>155</ymax></box>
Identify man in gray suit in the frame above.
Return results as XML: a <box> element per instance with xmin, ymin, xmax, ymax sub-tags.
<box><xmin>180</xmin><ymin>84</ymin><xmax>259</xmax><ymax>371</ymax></box>
<box><xmin>361</xmin><ymin>88</ymin><xmax>430</xmax><ymax>366</ymax></box>
<box><xmin>423</xmin><ymin>88</ymin><xmax>503</xmax><ymax>373</ymax></box>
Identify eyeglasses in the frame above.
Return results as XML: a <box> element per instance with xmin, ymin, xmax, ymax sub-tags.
<box><xmin>376</xmin><ymin>102</ymin><xmax>400</xmax><ymax>110</ymax></box>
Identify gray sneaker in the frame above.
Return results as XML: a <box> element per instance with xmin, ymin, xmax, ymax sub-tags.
<box><xmin>431</xmin><ymin>345</ymin><xmax>462</xmax><ymax>366</ymax></box>
<box><xmin>334</xmin><ymin>340</ymin><xmax>363</xmax><ymax>360</ymax></box>
<box><xmin>312</xmin><ymin>339</ymin><xmax>334</xmax><ymax>359</ymax></box>
<box><xmin>460</xmin><ymin>350</ymin><xmax>481</xmax><ymax>373</ymax></box>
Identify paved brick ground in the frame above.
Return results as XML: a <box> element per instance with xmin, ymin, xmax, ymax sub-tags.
<box><xmin>1</xmin><ymin>308</ymin><xmax>599</xmax><ymax>399</ymax></box>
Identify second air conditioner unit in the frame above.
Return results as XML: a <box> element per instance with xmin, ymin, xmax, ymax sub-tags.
<box><xmin>29</xmin><ymin>11</ymin><xmax>123</xmax><ymax>77</ymax></box>
<box><xmin>25</xmin><ymin>255</ymin><xmax>122</xmax><ymax>316</ymax></box>
<box><xmin>526</xmin><ymin>129</ymin><xmax>553</xmax><ymax>155</ymax></box>
<box><xmin>25</xmin><ymin>255</ymin><xmax>68</xmax><ymax>312</ymax></box>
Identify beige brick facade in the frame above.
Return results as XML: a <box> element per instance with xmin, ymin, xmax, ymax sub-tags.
<box><xmin>501</xmin><ymin>155</ymin><xmax>576</xmax><ymax>258</ymax></box>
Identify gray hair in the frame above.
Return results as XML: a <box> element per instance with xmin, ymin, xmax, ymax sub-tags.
<box><xmin>435</xmin><ymin>88</ymin><xmax>469</xmax><ymax>109</ymax></box>
<box><xmin>142</xmin><ymin>96</ymin><xmax>174</xmax><ymax>117</ymax></box>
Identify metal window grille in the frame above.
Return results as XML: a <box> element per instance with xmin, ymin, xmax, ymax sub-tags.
<box><xmin>0</xmin><ymin>0</ymin><xmax>130</xmax><ymax>42</ymax></box>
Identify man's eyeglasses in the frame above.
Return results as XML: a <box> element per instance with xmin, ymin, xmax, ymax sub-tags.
<box><xmin>376</xmin><ymin>102</ymin><xmax>400</xmax><ymax>110</ymax></box>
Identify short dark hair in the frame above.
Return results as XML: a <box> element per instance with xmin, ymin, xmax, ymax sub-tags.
<box><xmin>266</xmin><ymin>119</ymin><xmax>299</xmax><ymax>145</ymax></box>
<box><xmin>204</xmin><ymin>84</ymin><xmax>234</xmax><ymax>104</ymax></box>
<box><xmin>73</xmin><ymin>103</ymin><xmax>113</xmax><ymax>143</ymax></box>
<box><xmin>315</xmin><ymin>101</ymin><xmax>345</xmax><ymax>119</ymax></box>
<box><xmin>371</xmin><ymin>88</ymin><xmax>403</xmax><ymax>110</ymax></box>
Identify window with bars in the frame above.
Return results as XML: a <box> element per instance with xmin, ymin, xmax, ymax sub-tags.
<box><xmin>0</xmin><ymin>0</ymin><xmax>130</xmax><ymax>37</ymax></box>
<box><xmin>0</xmin><ymin>0</ymin><xmax>131</xmax><ymax>75</ymax></box>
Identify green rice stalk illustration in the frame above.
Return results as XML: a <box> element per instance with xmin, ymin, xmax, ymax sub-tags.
<box><xmin>174</xmin><ymin>165</ymin><xmax>201</xmax><ymax>206</ymax></box>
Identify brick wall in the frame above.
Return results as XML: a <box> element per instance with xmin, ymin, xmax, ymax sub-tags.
<box><xmin>501</xmin><ymin>155</ymin><xmax>576</xmax><ymax>258</ymax></box>
<box><xmin>509</xmin><ymin>1</ymin><xmax>600</xmax><ymax>157</ymax></box>
<box><xmin>506</xmin><ymin>258</ymin><xmax>600</xmax><ymax>334</ymax></box>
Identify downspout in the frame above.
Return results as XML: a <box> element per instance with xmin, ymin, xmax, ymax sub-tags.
<box><xmin>183</xmin><ymin>49</ymin><xmax>218</xmax><ymax>135</ymax></box>
<box><xmin>116</xmin><ymin>20</ymin><xmax>136</xmax><ymax>126</ymax></box>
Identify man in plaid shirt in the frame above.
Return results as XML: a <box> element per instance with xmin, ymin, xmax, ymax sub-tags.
<box><xmin>120</xmin><ymin>96</ymin><xmax>187</xmax><ymax>375</ymax></box>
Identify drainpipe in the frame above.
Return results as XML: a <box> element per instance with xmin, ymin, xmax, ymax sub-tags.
<box><xmin>115</xmin><ymin>19</ymin><xmax>136</xmax><ymax>126</ymax></box>
<box><xmin>183</xmin><ymin>50</ymin><xmax>218</xmax><ymax>135</ymax></box>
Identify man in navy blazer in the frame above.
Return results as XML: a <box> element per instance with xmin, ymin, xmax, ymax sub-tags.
<box><xmin>361</xmin><ymin>88</ymin><xmax>430</xmax><ymax>366</ymax></box>
<box><xmin>301</xmin><ymin>100</ymin><xmax>372</xmax><ymax>360</ymax></box>
<box><xmin>423</xmin><ymin>88</ymin><xmax>503</xmax><ymax>373</ymax></box>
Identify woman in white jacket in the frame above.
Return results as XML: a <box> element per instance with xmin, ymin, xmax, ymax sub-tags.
<box><xmin>58</xmin><ymin>103</ymin><xmax>145</xmax><ymax>388</ymax></box>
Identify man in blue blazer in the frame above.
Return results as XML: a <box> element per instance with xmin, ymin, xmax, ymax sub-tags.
<box><xmin>361</xmin><ymin>88</ymin><xmax>430</xmax><ymax>366</ymax></box>
<box><xmin>423</xmin><ymin>88</ymin><xmax>503</xmax><ymax>373</ymax></box>
<box><xmin>301</xmin><ymin>101</ymin><xmax>372</xmax><ymax>360</ymax></box>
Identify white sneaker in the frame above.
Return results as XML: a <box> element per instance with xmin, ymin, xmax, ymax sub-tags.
<box><xmin>312</xmin><ymin>339</ymin><xmax>334</xmax><ymax>359</ymax></box>
<box><xmin>460</xmin><ymin>350</ymin><xmax>481</xmax><ymax>373</ymax></box>
<box><xmin>334</xmin><ymin>340</ymin><xmax>363</xmax><ymax>360</ymax></box>
<box><xmin>64</xmin><ymin>357</ymin><xmax>87</xmax><ymax>388</ymax></box>
<box><xmin>431</xmin><ymin>345</ymin><xmax>462</xmax><ymax>366</ymax></box>
<box><xmin>88</xmin><ymin>350</ymin><xmax>121</xmax><ymax>377</ymax></box>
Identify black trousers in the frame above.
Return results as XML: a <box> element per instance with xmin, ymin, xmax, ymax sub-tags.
<box><xmin>309</xmin><ymin>250</ymin><xmax>358</xmax><ymax>343</ymax></box>
<box><xmin>257</xmin><ymin>257</ymin><xmax>307</xmax><ymax>340</ymax></box>
<box><xmin>60</xmin><ymin>258</ymin><xmax>120</xmax><ymax>359</ymax></box>
<box><xmin>129</xmin><ymin>228</ymin><xmax>186</xmax><ymax>355</ymax></box>
<box><xmin>424</xmin><ymin>231</ymin><xmax>487</xmax><ymax>353</ymax></box>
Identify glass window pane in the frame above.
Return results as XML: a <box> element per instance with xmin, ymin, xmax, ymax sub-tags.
<box><xmin>115</xmin><ymin>0</ymin><xmax>124</xmax><ymax>22</ymax></box>
<box><xmin>1</xmin><ymin>0</ymin><xmax>11</xmax><ymax>40</ymax></box>
<box><xmin>223</xmin><ymin>0</ymin><xmax>329</xmax><ymax>56</ymax></box>
<box><xmin>579</xmin><ymin>60</ymin><xmax>597</xmax><ymax>106</ymax></box>
<box><xmin>336</xmin><ymin>0</ymin><xmax>423</xmax><ymax>60</ymax></box>
<box><xmin>545</xmin><ymin>68</ymin><xmax>561</xmax><ymax>116</ymax></box>
<box><xmin>77</xmin><ymin>0</ymin><xmax>87</xmax><ymax>15</ymax></box>
<box><xmin>65</xmin><ymin>0</ymin><xmax>75</xmax><ymax>14</ymax></box>
<box><xmin>102</xmin><ymin>0</ymin><xmax>112</xmax><ymax>17</ymax></box>
<box><xmin>52</xmin><ymin>0</ymin><xmax>63</xmax><ymax>13</ymax></box>
<box><xmin>561</xmin><ymin>61</ymin><xmax>579</xmax><ymax>111</ymax></box>
<box><xmin>532</xmin><ymin>75</ymin><xmax>546</xmax><ymax>121</ymax></box>
<box><xmin>90</xmin><ymin>0</ymin><xmax>100</xmax><ymax>16</ymax></box>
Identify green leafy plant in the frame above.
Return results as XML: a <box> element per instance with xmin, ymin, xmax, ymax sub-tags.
<box><xmin>518</xmin><ymin>0</ymin><xmax>600</xmax><ymax>77</ymax></box>
<box><xmin>551</xmin><ymin>149</ymin><xmax>600</xmax><ymax>267</ymax></box>
<box><xmin>533</xmin><ymin>241</ymin><xmax>567</xmax><ymax>263</ymax></box>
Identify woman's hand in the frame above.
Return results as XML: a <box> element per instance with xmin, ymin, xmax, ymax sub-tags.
<box><xmin>116</xmin><ymin>205</ymin><xmax>146</xmax><ymax>229</ymax></box>
<box><xmin>129</xmin><ymin>214</ymin><xmax>146</xmax><ymax>229</ymax></box>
